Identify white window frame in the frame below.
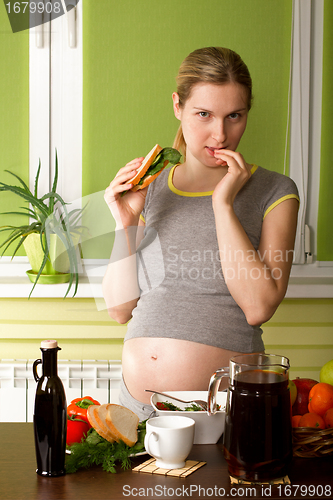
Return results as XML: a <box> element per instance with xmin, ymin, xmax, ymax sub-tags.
<box><xmin>288</xmin><ymin>0</ymin><xmax>333</xmax><ymax>280</ymax></box>
<box><xmin>29</xmin><ymin>0</ymin><xmax>82</xmax><ymax>205</ymax></box>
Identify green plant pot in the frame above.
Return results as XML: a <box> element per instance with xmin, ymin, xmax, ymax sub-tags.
<box><xmin>23</xmin><ymin>233</ymin><xmax>78</xmax><ymax>280</ymax></box>
<box><xmin>26</xmin><ymin>270</ymin><xmax>71</xmax><ymax>284</ymax></box>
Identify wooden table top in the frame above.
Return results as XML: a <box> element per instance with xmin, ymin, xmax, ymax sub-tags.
<box><xmin>0</xmin><ymin>423</ymin><xmax>332</xmax><ymax>500</ymax></box>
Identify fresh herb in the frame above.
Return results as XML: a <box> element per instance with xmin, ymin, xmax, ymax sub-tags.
<box><xmin>185</xmin><ymin>403</ymin><xmax>207</xmax><ymax>412</ymax></box>
<box><xmin>156</xmin><ymin>401</ymin><xmax>222</xmax><ymax>411</ymax></box>
<box><xmin>164</xmin><ymin>402</ymin><xmax>204</xmax><ymax>412</ymax></box>
<box><xmin>65</xmin><ymin>421</ymin><xmax>146</xmax><ymax>474</ymax></box>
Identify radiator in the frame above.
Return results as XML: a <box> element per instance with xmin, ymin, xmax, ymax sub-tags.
<box><xmin>0</xmin><ymin>359</ymin><xmax>122</xmax><ymax>422</ymax></box>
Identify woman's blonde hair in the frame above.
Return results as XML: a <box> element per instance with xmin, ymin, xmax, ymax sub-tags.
<box><xmin>173</xmin><ymin>47</ymin><xmax>253</xmax><ymax>159</ymax></box>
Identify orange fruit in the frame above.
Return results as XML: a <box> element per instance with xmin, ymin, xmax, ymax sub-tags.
<box><xmin>299</xmin><ymin>412</ymin><xmax>325</xmax><ymax>429</ymax></box>
<box><xmin>292</xmin><ymin>415</ymin><xmax>302</xmax><ymax>428</ymax></box>
<box><xmin>323</xmin><ymin>407</ymin><xmax>333</xmax><ymax>428</ymax></box>
<box><xmin>308</xmin><ymin>382</ymin><xmax>333</xmax><ymax>416</ymax></box>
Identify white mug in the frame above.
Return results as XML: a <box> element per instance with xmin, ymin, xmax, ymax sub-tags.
<box><xmin>144</xmin><ymin>416</ymin><xmax>195</xmax><ymax>469</ymax></box>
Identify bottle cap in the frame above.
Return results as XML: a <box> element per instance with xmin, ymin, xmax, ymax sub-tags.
<box><xmin>41</xmin><ymin>340</ymin><xmax>58</xmax><ymax>349</ymax></box>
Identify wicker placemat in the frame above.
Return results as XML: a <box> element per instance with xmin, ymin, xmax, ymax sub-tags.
<box><xmin>230</xmin><ymin>475</ymin><xmax>290</xmax><ymax>485</ymax></box>
<box><xmin>132</xmin><ymin>458</ymin><xmax>206</xmax><ymax>477</ymax></box>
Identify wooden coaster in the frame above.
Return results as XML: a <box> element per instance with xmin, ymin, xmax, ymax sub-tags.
<box><xmin>230</xmin><ymin>475</ymin><xmax>291</xmax><ymax>485</ymax></box>
<box><xmin>133</xmin><ymin>458</ymin><xmax>206</xmax><ymax>477</ymax></box>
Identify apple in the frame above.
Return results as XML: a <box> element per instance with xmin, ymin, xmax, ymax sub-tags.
<box><xmin>292</xmin><ymin>378</ymin><xmax>318</xmax><ymax>416</ymax></box>
<box><xmin>320</xmin><ymin>359</ymin><xmax>333</xmax><ymax>386</ymax></box>
<box><xmin>289</xmin><ymin>380</ymin><xmax>297</xmax><ymax>406</ymax></box>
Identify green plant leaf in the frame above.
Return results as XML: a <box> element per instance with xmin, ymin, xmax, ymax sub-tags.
<box><xmin>49</xmin><ymin>151</ymin><xmax>59</xmax><ymax>213</ymax></box>
<box><xmin>51</xmin><ymin>225</ymin><xmax>79</xmax><ymax>298</ymax></box>
<box><xmin>34</xmin><ymin>159</ymin><xmax>41</xmax><ymax>198</ymax></box>
<box><xmin>0</xmin><ymin>184</ymin><xmax>50</xmax><ymax>218</ymax></box>
<box><xmin>3</xmin><ymin>170</ymin><xmax>31</xmax><ymax>193</ymax></box>
<box><xmin>0</xmin><ymin>210</ymin><xmax>34</xmax><ymax>219</ymax></box>
<box><xmin>0</xmin><ymin>229</ymin><xmax>25</xmax><ymax>255</ymax></box>
<box><xmin>28</xmin><ymin>235</ymin><xmax>50</xmax><ymax>299</ymax></box>
<box><xmin>9</xmin><ymin>233</ymin><xmax>30</xmax><ymax>259</ymax></box>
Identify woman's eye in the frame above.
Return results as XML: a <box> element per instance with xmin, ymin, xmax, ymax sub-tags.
<box><xmin>229</xmin><ymin>113</ymin><xmax>240</xmax><ymax>119</ymax></box>
<box><xmin>198</xmin><ymin>111</ymin><xmax>210</xmax><ymax>118</ymax></box>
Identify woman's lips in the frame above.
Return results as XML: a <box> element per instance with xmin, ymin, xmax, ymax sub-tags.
<box><xmin>206</xmin><ymin>147</ymin><xmax>225</xmax><ymax>157</ymax></box>
<box><xmin>206</xmin><ymin>147</ymin><xmax>218</xmax><ymax>157</ymax></box>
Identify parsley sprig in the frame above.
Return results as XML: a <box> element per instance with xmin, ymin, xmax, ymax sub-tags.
<box><xmin>65</xmin><ymin>421</ymin><xmax>146</xmax><ymax>474</ymax></box>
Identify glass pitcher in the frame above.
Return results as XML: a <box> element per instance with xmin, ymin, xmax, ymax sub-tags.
<box><xmin>208</xmin><ymin>353</ymin><xmax>292</xmax><ymax>482</ymax></box>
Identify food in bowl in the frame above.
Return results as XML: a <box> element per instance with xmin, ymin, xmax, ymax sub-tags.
<box><xmin>151</xmin><ymin>391</ymin><xmax>227</xmax><ymax>444</ymax></box>
<box><xmin>155</xmin><ymin>402</ymin><xmax>222</xmax><ymax>412</ymax></box>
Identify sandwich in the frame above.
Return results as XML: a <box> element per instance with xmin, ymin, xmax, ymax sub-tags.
<box><xmin>128</xmin><ymin>144</ymin><xmax>181</xmax><ymax>192</ymax></box>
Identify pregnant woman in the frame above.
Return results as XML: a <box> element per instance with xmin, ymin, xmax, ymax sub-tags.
<box><xmin>103</xmin><ymin>46</ymin><xmax>299</xmax><ymax>420</ymax></box>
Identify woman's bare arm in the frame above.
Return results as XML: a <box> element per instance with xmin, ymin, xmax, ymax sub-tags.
<box><xmin>213</xmin><ymin>149</ymin><xmax>298</xmax><ymax>325</ymax></box>
<box><xmin>102</xmin><ymin>158</ymin><xmax>147</xmax><ymax>323</ymax></box>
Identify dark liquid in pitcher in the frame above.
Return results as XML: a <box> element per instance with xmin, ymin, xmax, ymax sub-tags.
<box><xmin>223</xmin><ymin>369</ymin><xmax>292</xmax><ymax>481</ymax></box>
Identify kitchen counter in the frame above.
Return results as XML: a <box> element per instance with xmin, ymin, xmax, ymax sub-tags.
<box><xmin>0</xmin><ymin>423</ymin><xmax>332</xmax><ymax>500</ymax></box>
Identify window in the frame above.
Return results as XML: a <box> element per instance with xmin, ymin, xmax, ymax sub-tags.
<box><xmin>288</xmin><ymin>0</ymin><xmax>333</xmax><ymax>279</ymax></box>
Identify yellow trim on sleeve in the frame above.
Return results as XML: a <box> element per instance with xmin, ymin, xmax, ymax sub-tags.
<box><xmin>263</xmin><ymin>194</ymin><xmax>300</xmax><ymax>219</ymax></box>
<box><xmin>140</xmin><ymin>214</ymin><xmax>145</xmax><ymax>223</ymax></box>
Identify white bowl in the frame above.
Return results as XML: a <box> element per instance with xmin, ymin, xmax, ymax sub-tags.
<box><xmin>150</xmin><ymin>391</ymin><xmax>227</xmax><ymax>444</ymax></box>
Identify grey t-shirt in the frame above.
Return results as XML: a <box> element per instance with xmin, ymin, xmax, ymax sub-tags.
<box><xmin>125</xmin><ymin>165</ymin><xmax>299</xmax><ymax>353</ymax></box>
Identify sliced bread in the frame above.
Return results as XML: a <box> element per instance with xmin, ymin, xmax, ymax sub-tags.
<box><xmin>87</xmin><ymin>404</ymin><xmax>115</xmax><ymax>443</ymax></box>
<box><xmin>105</xmin><ymin>404</ymin><xmax>139</xmax><ymax>447</ymax></box>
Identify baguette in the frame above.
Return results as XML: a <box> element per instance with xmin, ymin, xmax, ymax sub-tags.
<box><xmin>87</xmin><ymin>403</ymin><xmax>139</xmax><ymax>447</ymax></box>
<box><xmin>87</xmin><ymin>404</ymin><xmax>115</xmax><ymax>443</ymax></box>
<box><xmin>105</xmin><ymin>404</ymin><xmax>139</xmax><ymax>447</ymax></box>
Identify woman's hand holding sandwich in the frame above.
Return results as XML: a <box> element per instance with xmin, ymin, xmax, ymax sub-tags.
<box><xmin>104</xmin><ymin>157</ymin><xmax>147</xmax><ymax>230</ymax></box>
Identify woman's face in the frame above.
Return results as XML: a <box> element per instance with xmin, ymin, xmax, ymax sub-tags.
<box><xmin>173</xmin><ymin>82</ymin><xmax>248</xmax><ymax>168</ymax></box>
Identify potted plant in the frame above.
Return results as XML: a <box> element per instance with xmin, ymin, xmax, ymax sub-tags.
<box><xmin>0</xmin><ymin>152</ymin><xmax>85</xmax><ymax>298</ymax></box>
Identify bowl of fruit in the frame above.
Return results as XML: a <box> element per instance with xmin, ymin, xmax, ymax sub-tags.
<box><xmin>291</xmin><ymin>361</ymin><xmax>333</xmax><ymax>457</ymax></box>
<box><xmin>150</xmin><ymin>391</ymin><xmax>227</xmax><ymax>444</ymax></box>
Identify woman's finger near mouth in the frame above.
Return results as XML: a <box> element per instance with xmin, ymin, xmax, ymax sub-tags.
<box><xmin>216</xmin><ymin>159</ymin><xmax>228</xmax><ymax>166</ymax></box>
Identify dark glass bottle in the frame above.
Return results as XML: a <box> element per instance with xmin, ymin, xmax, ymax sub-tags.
<box><xmin>33</xmin><ymin>340</ymin><xmax>67</xmax><ymax>477</ymax></box>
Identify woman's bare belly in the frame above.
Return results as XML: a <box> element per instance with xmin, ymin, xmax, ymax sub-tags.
<box><xmin>122</xmin><ymin>337</ymin><xmax>243</xmax><ymax>404</ymax></box>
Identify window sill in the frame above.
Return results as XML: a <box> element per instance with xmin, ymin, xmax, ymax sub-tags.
<box><xmin>0</xmin><ymin>257</ymin><xmax>108</xmax><ymax>300</ymax></box>
<box><xmin>1</xmin><ymin>258</ymin><xmax>333</xmax><ymax>299</ymax></box>
<box><xmin>288</xmin><ymin>262</ymin><xmax>333</xmax><ymax>297</ymax></box>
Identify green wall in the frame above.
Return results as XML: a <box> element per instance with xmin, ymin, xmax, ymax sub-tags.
<box><xmin>0</xmin><ymin>4</ymin><xmax>29</xmax><ymax>256</ymax></box>
<box><xmin>82</xmin><ymin>0</ymin><xmax>292</xmax><ymax>258</ymax></box>
<box><xmin>317</xmin><ymin>0</ymin><xmax>333</xmax><ymax>261</ymax></box>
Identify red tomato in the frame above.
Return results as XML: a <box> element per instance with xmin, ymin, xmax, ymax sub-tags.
<box><xmin>66</xmin><ymin>417</ymin><xmax>90</xmax><ymax>446</ymax></box>
<box><xmin>156</xmin><ymin>402</ymin><xmax>169</xmax><ymax>410</ymax></box>
<box><xmin>67</xmin><ymin>396</ymin><xmax>100</xmax><ymax>425</ymax></box>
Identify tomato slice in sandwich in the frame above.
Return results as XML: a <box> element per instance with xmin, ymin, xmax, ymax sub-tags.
<box><xmin>129</xmin><ymin>144</ymin><xmax>181</xmax><ymax>192</ymax></box>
